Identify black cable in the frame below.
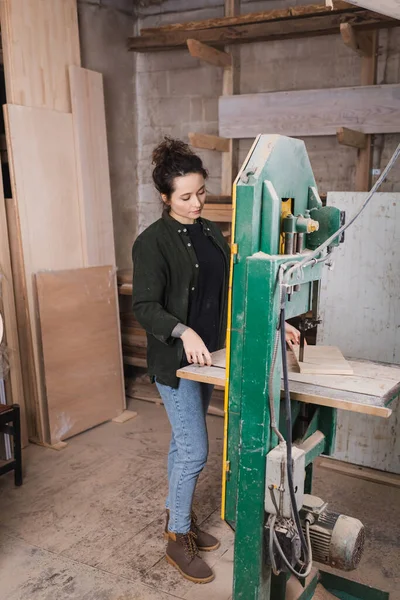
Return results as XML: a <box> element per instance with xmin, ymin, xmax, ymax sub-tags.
<box><xmin>279</xmin><ymin>304</ymin><xmax>308</xmax><ymax>557</ymax></box>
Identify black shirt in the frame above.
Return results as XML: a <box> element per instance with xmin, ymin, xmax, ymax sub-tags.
<box><xmin>186</xmin><ymin>222</ymin><xmax>225</xmax><ymax>355</ymax></box>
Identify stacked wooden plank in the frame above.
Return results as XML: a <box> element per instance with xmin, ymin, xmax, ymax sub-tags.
<box><xmin>0</xmin><ymin>0</ymin><xmax>125</xmax><ymax>445</ymax></box>
<box><xmin>117</xmin><ymin>270</ymin><xmax>148</xmax><ymax>369</ymax></box>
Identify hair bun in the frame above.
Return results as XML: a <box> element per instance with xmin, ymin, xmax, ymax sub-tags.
<box><xmin>152</xmin><ymin>136</ymin><xmax>194</xmax><ymax>167</ymax></box>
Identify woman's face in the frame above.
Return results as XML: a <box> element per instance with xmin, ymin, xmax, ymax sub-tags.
<box><xmin>162</xmin><ymin>172</ymin><xmax>206</xmax><ymax>225</ymax></box>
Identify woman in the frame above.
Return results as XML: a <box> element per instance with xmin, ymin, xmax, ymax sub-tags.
<box><xmin>132</xmin><ymin>138</ymin><xmax>300</xmax><ymax>584</ymax></box>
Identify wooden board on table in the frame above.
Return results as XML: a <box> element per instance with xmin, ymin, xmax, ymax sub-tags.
<box><xmin>69</xmin><ymin>66</ymin><xmax>116</xmax><ymax>267</ymax></box>
<box><xmin>218</xmin><ymin>84</ymin><xmax>400</xmax><ymax>139</ymax></box>
<box><xmin>0</xmin><ymin>182</ymin><xmax>27</xmax><ymax>446</ymax></box>
<box><xmin>5</xmin><ymin>104</ymin><xmax>85</xmax><ymax>443</ymax></box>
<box><xmin>177</xmin><ymin>349</ymin><xmax>400</xmax><ymax>418</ymax></box>
<box><xmin>291</xmin><ymin>345</ymin><xmax>353</xmax><ymax>375</ymax></box>
<box><xmin>287</xmin><ymin>351</ymin><xmax>399</xmax><ymax>398</ymax></box>
<box><xmin>177</xmin><ymin>363</ymin><xmax>226</xmax><ymax>386</ymax></box>
<box><xmin>35</xmin><ymin>267</ymin><xmax>125</xmax><ymax>445</ymax></box>
<box><xmin>0</xmin><ymin>0</ymin><xmax>80</xmax><ymax>113</ymax></box>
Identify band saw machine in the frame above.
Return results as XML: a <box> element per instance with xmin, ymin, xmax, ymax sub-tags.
<box><xmin>177</xmin><ymin>134</ymin><xmax>400</xmax><ymax>600</ymax></box>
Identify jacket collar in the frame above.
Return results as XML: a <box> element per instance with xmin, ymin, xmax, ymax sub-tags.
<box><xmin>162</xmin><ymin>210</ymin><xmax>210</xmax><ymax>235</ymax></box>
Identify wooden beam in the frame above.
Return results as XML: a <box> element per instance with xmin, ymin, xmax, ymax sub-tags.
<box><xmin>337</xmin><ymin>126</ymin><xmax>367</xmax><ymax>148</ymax></box>
<box><xmin>221</xmin><ymin>0</ymin><xmax>240</xmax><ymax>200</ymax></box>
<box><xmin>340</xmin><ymin>22</ymin><xmax>374</xmax><ymax>55</ymax></box>
<box><xmin>129</xmin><ymin>7</ymin><xmax>396</xmax><ymax>51</ymax></box>
<box><xmin>356</xmin><ymin>30</ymin><xmax>377</xmax><ymax>191</ymax></box>
<box><xmin>186</xmin><ymin>39</ymin><xmax>232</xmax><ymax>67</ymax></box>
<box><xmin>140</xmin><ymin>2</ymin><xmax>358</xmax><ymax>35</ymax></box>
<box><xmin>189</xmin><ymin>132</ymin><xmax>230</xmax><ymax>152</ymax></box>
<box><xmin>344</xmin><ymin>0</ymin><xmax>400</xmax><ymax>20</ymax></box>
<box><xmin>316</xmin><ymin>457</ymin><xmax>400</xmax><ymax>488</ymax></box>
<box><xmin>219</xmin><ymin>84</ymin><xmax>400</xmax><ymax>138</ymax></box>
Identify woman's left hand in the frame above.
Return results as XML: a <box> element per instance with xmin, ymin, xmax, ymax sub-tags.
<box><xmin>285</xmin><ymin>322</ymin><xmax>302</xmax><ymax>349</ymax></box>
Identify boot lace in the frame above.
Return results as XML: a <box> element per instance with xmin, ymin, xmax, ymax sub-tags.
<box><xmin>182</xmin><ymin>530</ymin><xmax>199</xmax><ymax>559</ymax></box>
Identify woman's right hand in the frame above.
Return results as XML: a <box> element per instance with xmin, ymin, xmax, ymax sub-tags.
<box><xmin>181</xmin><ymin>328</ymin><xmax>212</xmax><ymax>367</ymax></box>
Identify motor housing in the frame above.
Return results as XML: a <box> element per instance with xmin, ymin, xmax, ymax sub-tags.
<box><xmin>300</xmin><ymin>495</ymin><xmax>365</xmax><ymax>571</ymax></box>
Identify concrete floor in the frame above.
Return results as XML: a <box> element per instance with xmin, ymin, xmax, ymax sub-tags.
<box><xmin>0</xmin><ymin>397</ymin><xmax>399</xmax><ymax>600</ymax></box>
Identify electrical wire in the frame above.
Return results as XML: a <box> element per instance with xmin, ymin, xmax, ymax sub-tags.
<box><xmin>268</xmin><ymin>514</ymin><xmax>279</xmax><ymax>576</ymax></box>
<box><xmin>279</xmin><ymin>304</ymin><xmax>309</xmax><ymax>558</ymax></box>
<box><xmin>272</xmin><ymin>520</ymin><xmax>313</xmax><ymax>579</ymax></box>
<box><xmin>283</xmin><ymin>142</ymin><xmax>400</xmax><ymax>285</ymax></box>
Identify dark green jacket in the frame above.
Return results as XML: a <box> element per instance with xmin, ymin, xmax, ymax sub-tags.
<box><xmin>132</xmin><ymin>211</ymin><xmax>230</xmax><ymax>388</ymax></box>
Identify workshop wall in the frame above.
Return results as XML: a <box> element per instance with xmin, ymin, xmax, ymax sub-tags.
<box><xmin>133</xmin><ymin>0</ymin><xmax>400</xmax><ymax>242</ymax></box>
<box><xmin>78</xmin><ymin>0</ymin><xmax>136</xmax><ymax>269</ymax></box>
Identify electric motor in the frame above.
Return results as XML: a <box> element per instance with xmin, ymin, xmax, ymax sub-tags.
<box><xmin>300</xmin><ymin>495</ymin><xmax>365</xmax><ymax>571</ymax></box>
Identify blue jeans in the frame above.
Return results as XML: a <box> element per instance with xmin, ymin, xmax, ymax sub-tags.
<box><xmin>155</xmin><ymin>378</ymin><xmax>214</xmax><ymax>534</ymax></box>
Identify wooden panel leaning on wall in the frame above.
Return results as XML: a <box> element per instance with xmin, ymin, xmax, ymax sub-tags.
<box><xmin>4</xmin><ymin>104</ymin><xmax>86</xmax><ymax>443</ymax></box>
<box><xmin>35</xmin><ymin>267</ymin><xmax>126</xmax><ymax>446</ymax></box>
<box><xmin>0</xmin><ymin>0</ymin><xmax>81</xmax><ymax>112</ymax></box>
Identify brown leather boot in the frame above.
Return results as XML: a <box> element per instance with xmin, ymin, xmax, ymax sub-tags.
<box><xmin>166</xmin><ymin>531</ymin><xmax>215</xmax><ymax>583</ymax></box>
<box><xmin>164</xmin><ymin>509</ymin><xmax>220</xmax><ymax>552</ymax></box>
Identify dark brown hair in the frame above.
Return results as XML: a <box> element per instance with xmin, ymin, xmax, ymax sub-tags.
<box><xmin>152</xmin><ymin>137</ymin><xmax>208</xmax><ymax>200</ymax></box>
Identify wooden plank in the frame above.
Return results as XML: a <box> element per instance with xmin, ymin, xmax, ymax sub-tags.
<box><xmin>336</xmin><ymin>126</ymin><xmax>367</xmax><ymax>149</ymax></box>
<box><xmin>5</xmin><ymin>104</ymin><xmax>85</xmax><ymax>443</ymax></box>
<box><xmin>112</xmin><ymin>410</ymin><xmax>138</xmax><ymax>423</ymax></box>
<box><xmin>0</xmin><ymin>184</ymin><xmax>27</xmax><ymax>446</ymax></box>
<box><xmin>344</xmin><ymin>0</ymin><xmax>400</xmax><ymax>19</ymax></box>
<box><xmin>207</xmin><ymin>195</ymin><xmax>232</xmax><ymax>203</ymax></box>
<box><xmin>177</xmin><ymin>349</ymin><xmax>399</xmax><ymax>417</ymax></box>
<box><xmin>218</xmin><ymin>84</ymin><xmax>400</xmax><ymax>138</ymax></box>
<box><xmin>177</xmin><ymin>364</ymin><xmax>226</xmax><ymax>387</ymax></box>
<box><xmin>291</xmin><ymin>345</ymin><xmax>354</xmax><ymax>375</ymax></box>
<box><xmin>69</xmin><ymin>66</ymin><xmax>116</xmax><ymax>267</ymax></box>
<box><xmin>0</xmin><ymin>0</ymin><xmax>80</xmax><ymax>112</ymax></box>
<box><xmin>123</xmin><ymin>355</ymin><xmax>147</xmax><ymax>368</ymax></box>
<box><xmin>129</xmin><ymin>9</ymin><xmax>396</xmax><ymax>51</ymax></box>
<box><xmin>4</xmin><ymin>197</ymin><xmax>40</xmax><ymax>441</ymax></box>
<box><xmin>119</xmin><ymin>283</ymin><xmax>133</xmax><ymax>295</ymax></box>
<box><xmin>35</xmin><ymin>267</ymin><xmax>125</xmax><ymax>445</ymax></box>
<box><xmin>340</xmin><ymin>22</ymin><xmax>373</xmax><ymax>56</ymax></box>
<box><xmin>202</xmin><ymin>203</ymin><xmax>233</xmax><ymax>222</ymax></box>
<box><xmin>140</xmin><ymin>2</ymin><xmax>356</xmax><ymax>35</ymax></box>
<box><xmin>187</xmin><ymin>39</ymin><xmax>232</xmax><ymax>67</ymax></box>
<box><xmin>189</xmin><ymin>132</ymin><xmax>230</xmax><ymax>152</ymax></box>
<box><xmin>317</xmin><ymin>457</ymin><xmax>400</xmax><ymax>488</ymax></box>
<box><xmin>356</xmin><ymin>30</ymin><xmax>377</xmax><ymax>191</ymax></box>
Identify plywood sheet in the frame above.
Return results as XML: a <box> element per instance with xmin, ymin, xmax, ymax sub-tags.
<box><xmin>4</xmin><ymin>197</ymin><xmax>40</xmax><ymax>441</ymax></box>
<box><xmin>69</xmin><ymin>66</ymin><xmax>116</xmax><ymax>267</ymax></box>
<box><xmin>0</xmin><ymin>0</ymin><xmax>80</xmax><ymax>112</ymax></box>
<box><xmin>291</xmin><ymin>345</ymin><xmax>354</xmax><ymax>375</ymax></box>
<box><xmin>0</xmin><ymin>181</ymin><xmax>27</xmax><ymax>446</ymax></box>
<box><xmin>219</xmin><ymin>84</ymin><xmax>400</xmax><ymax>138</ymax></box>
<box><xmin>5</xmin><ymin>104</ymin><xmax>85</xmax><ymax>442</ymax></box>
<box><xmin>36</xmin><ymin>267</ymin><xmax>125</xmax><ymax>445</ymax></box>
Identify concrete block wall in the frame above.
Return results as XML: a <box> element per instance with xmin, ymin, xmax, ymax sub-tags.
<box><xmin>78</xmin><ymin>0</ymin><xmax>400</xmax><ymax>265</ymax></box>
<box><xmin>134</xmin><ymin>0</ymin><xmax>400</xmax><ymax>244</ymax></box>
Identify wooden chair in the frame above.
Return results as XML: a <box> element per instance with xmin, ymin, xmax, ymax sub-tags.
<box><xmin>0</xmin><ymin>404</ymin><xmax>22</xmax><ymax>486</ymax></box>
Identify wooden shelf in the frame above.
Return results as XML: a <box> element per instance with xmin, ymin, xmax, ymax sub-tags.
<box><xmin>128</xmin><ymin>2</ymin><xmax>396</xmax><ymax>52</ymax></box>
<box><xmin>202</xmin><ymin>203</ymin><xmax>232</xmax><ymax>222</ymax></box>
